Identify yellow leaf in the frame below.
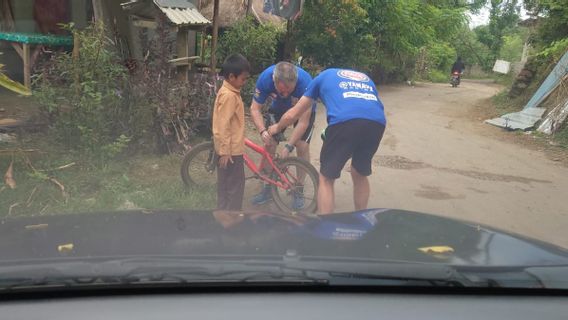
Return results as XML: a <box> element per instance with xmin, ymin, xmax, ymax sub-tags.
<box><xmin>57</xmin><ymin>243</ymin><xmax>74</xmax><ymax>253</ymax></box>
<box><xmin>25</xmin><ymin>224</ymin><xmax>49</xmax><ymax>230</ymax></box>
<box><xmin>418</xmin><ymin>246</ymin><xmax>454</xmax><ymax>254</ymax></box>
<box><xmin>4</xmin><ymin>161</ymin><xmax>16</xmax><ymax>189</ymax></box>
<box><xmin>0</xmin><ymin>72</ymin><xmax>31</xmax><ymax>96</ymax></box>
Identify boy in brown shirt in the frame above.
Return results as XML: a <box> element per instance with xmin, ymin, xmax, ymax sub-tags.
<box><xmin>212</xmin><ymin>54</ymin><xmax>251</xmax><ymax>211</ymax></box>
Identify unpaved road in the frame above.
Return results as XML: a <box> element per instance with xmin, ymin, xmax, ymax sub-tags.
<box><xmin>308</xmin><ymin>80</ymin><xmax>568</xmax><ymax>249</ymax></box>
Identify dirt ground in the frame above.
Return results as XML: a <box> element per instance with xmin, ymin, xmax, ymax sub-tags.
<box><xmin>303</xmin><ymin>80</ymin><xmax>568</xmax><ymax>249</ymax></box>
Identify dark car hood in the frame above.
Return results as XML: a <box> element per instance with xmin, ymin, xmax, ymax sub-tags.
<box><xmin>0</xmin><ymin>208</ymin><xmax>567</xmax><ymax>267</ymax></box>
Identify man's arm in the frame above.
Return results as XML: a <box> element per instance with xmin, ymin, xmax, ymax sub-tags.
<box><xmin>268</xmin><ymin>96</ymin><xmax>313</xmax><ymax>135</ymax></box>
<box><xmin>287</xmin><ymin>107</ymin><xmax>311</xmax><ymax>147</ymax></box>
<box><xmin>250</xmin><ymin>99</ymin><xmax>273</xmax><ymax>145</ymax></box>
<box><xmin>250</xmin><ymin>99</ymin><xmax>266</xmax><ymax>132</ymax></box>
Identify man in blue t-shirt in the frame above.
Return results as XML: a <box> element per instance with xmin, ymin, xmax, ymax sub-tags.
<box><xmin>250</xmin><ymin>62</ymin><xmax>316</xmax><ymax>209</ymax></box>
<box><xmin>268</xmin><ymin>68</ymin><xmax>386</xmax><ymax>214</ymax></box>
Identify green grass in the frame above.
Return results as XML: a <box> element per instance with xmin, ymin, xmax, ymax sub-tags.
<box><xmin>0</xmin><ymin>139</ymin><xmax>216</xmax><ymax>217</ymax></box>
<box><xmin>493</xmin><ymin>73</ymin><xmax>515</xmax><ymax>87</ymax></box>
<box><xmin>553</xmin><ymin>125</ymin><xmax>568</xmax><ymax>149</ymax></box>
<box><xmin>491</xmin><ymin>90</ymin><xmax>526</xmax><ymax>115</ymax></box>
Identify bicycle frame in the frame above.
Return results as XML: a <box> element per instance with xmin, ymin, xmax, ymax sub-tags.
<box><xmin>243</xmin><ymin>138</ymin><xmax>294</xmax><ymax>190</ymax></box>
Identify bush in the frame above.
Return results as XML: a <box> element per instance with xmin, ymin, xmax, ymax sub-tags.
<box><xmin>428</xmin><ymin>70</ymin><xmax>449</xmax><ymax>83</ymax></box>
<box><xmin>34</xmin><ymin>22</ymin><xmax>151</xmax><ymax>161</ymax></box>
<box><xmin>425</xmin><ymin>42</ymin><xmax>456</xmax><ymax>72</ymax></box>
<box><xmin>241</xmin><ymin>74</ymin><xmax>258</xmax><ymax>108</ymax></box>
<box><xmin>218</xmin><ymin>17</ymin><xmax>284</xmax><ymax>74</ymax></box>
<box><xmin>554</xmin><ymin>124</ymin><xmax>568</xmax><ymax>149</ymax></box>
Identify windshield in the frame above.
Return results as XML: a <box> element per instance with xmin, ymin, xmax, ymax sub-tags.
<box><xmin>1</xmin><ymin>0</ymin><xmax>568</xmax><ymax>292</ymax></box>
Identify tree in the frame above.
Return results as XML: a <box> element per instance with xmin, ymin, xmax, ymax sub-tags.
<box><xmin>217</xmin><ymin>17</ymin><xmax>283</xmax><ymax>74</ymax></box>
<box><xmin>292</xmin><ymin>0</ymin><xmax>373</xmax><ymax>69</ymax></box>
<box><xmin>487</xmin><ymin>0</ymin><xmax>521</xmax><ymax>57</ymax></box>
<box><xmin>524</xmin><ymin>0</ymin><xmax>568</xmax><ymax>46</ymax></box>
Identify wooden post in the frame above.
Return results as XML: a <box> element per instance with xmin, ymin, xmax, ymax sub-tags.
<box><xmin>73</xmin><ymin>33</ymin><xmax>81</xmax><ymax>95</ymax></box>
<box><xmin>177</xmin><ymin>28</ymin><xmax>189</xmax><ymax>81</ymax></box>
<box><xmin>200</xmin><ymin>30</ymin><xmax>206</xmax><ymax>62</ymax></box>
<box><xmin>23</xmin><ymin>43</ymin><xmax>30</xmax><ymax>89</ymax></box>
<box><xmin>92</xmin><ymin>0</ymin><xmax>106</xmax><ymax>22</ymax></box>
<box><xmin>246</xmin><ymin>0</ymin><xmax>253</xmax><ymax>16</ymax></box>
<box><xmin>209</xmin><ymin>0</ymin><xmax>219</xmax><ymax>75</ymax></box>
<box><xmin>283</xmin><ymin>19</ymin><xmax>293</xmax><ymax>61</ymax></box>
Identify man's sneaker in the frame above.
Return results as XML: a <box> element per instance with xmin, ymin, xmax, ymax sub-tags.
<box><xmin>251</xmin><ymin>185</ymin><xmax>273</xmax><ymax>205</ymax></box>
<box><xmin>292</xmin><ymin>192</ymin><xmax>305</xmax><ymax>210</ymax></box>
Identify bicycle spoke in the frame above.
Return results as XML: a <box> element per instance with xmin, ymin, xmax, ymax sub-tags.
<box><xmin>271</xmin><ymin>159</ymin><xmax>318</xmax><ymax>213</ymax></box>
<box><xmin>181</xmin><ymin>142</ymin><xmax>217</xmax><ymax>188</ymax></box>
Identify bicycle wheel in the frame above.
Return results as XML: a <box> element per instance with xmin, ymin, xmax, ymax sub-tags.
<box><xmin>180</xmin><ymin>141</ymin><xmax>217</xmax><ymax>188</ymax></box>
<box><xmin>271</xmin><ymin>157</ymin><xmax>319</xmax><ymax>214</ymax></box>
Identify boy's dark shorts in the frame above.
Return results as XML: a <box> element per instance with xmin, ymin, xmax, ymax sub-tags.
<box><xmin>320</xmin><ymin>119</ymin><xmax>385</xmax><ymax>179</ymax></box>
<box><xmin>270</xmin><ymin>110</ymin><xmax>316</xmax><ymax>143</ymax></box>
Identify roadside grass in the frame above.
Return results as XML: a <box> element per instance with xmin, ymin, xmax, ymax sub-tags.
<box><xmin>491</xmin><ymin>90</ymin><xmax>526</xmax><ymax>115</ymax></box>
<box><xmin>493</xmin><ymin>74</ymin><xmax>515</xmax><ymax>87</ymax></box>
<box><xmin>0</xmin><ymin>136</ymin><xmax>216</xmax><ymax>218</ymax></box>
<box><xmin>553</xmin><ymin>125</ymin><xmax>568</xmax><ymax>149</ymax></box>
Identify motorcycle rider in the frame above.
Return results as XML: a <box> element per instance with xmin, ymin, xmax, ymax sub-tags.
<box><xmin>451</xmin><ymin>57</ymin><xmax>465</xmax><ymax>83</ymax></box>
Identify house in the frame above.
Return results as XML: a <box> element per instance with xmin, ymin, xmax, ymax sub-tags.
<box><xmin>198</xmin><ymin>0</ymin><xmax>284</xmax><ymax>28</ymax></box>
<box><xmin>0</xmin><ymin>0</ymin><xmax>287</xmax><ymax>85</ymax></box>
<box><xmin>0</xmin><ymin>0</ymin><xmax>92</xmax><ymax>84</ymax></box>
<box><xmin>0</xmin><ymin>0</ymin><xmax>212</xmax><ymax>83</ymax></box>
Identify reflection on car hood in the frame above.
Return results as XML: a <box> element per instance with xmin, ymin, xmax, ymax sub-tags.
<box><xmin>0</xmin><ymin>208</ymin><xmax>567</xmax><ymax>267</ymax></box>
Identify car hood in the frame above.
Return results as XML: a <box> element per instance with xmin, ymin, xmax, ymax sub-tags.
<box><xmin>0</xmin><ymin>208</ymin><xmax>567</xmax><ymax>267</ymax></box>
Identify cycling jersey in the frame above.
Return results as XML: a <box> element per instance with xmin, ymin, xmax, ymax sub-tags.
<box><xmin>303</xmin><ymin>68</ymin><xmax>386</xmax><ymax>126</ymax></box>
<box><xmin>253</xmin><ymin>64</ymin><xmax>314</xmax><ymax>114</ymax></box>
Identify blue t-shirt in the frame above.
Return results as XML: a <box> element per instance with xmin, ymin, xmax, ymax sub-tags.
<box><xmin>253</xmin><ymin>65</ymin><xmax>314</xmax><ymax>114</ymax></box>
<box><xmin>303</xmin><ymin>68</ymin><xmax>386</xmax><ymax>126</ymax></box>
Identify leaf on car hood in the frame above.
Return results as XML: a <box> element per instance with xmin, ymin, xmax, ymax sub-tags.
<box><xmin>418</xmin><ymin>246</ymin><xmax>455</xmax><ymax>254</ymax></box>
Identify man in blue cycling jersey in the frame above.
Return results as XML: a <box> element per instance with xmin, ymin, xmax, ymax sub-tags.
<box><xmin>268</xmin><ymin>68</ymin><xmax>386</xmax><ymax>214</ymax></box>
<box><xmin>250</xmin><ymin>62</ymin><xmax>316</xmax><ymax>209</ymax></box>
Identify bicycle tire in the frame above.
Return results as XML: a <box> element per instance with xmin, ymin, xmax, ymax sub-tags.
<box><xmin>180</xmin><ymin>141</ymin><xmax>217</xmax><ymax>188</ymax></box>
<box><xmin>271</xmin><ymin>157</ymin><xmax>319</xmax><ymax>214</ymax></box>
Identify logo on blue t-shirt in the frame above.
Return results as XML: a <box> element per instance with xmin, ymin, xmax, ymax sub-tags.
<box><xmin>337</xmin><ymin>70</ymin><xmax>370</xmax><ymax>82</ymax></box>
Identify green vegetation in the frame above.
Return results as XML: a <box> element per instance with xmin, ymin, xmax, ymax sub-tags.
<box><xmin>218</xmin><ymin>16</ymin><xmax>284</xmax><ymax>74</ymax></box>
<box><xmin>0</xmin><ymin>141</ymin><xmax>215</xmax><ymax>217</ymax></box>
<box><xmin>292</xmin><ymin>0</ymin><xmax>488</xmax><ymax>82</ymax></box>
<box><xmin>554</xmin><ymin>126</ymin><xmax>568</xmax><ymax>148</ymax></box>
<box><xmin>34</xmin><ymin>23</ymin><xmax>152</xmax><ymax>161</ymax></box>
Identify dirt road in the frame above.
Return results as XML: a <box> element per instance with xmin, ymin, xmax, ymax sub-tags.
<box><xmin>308</xmin><ymin>80</ymin><xmax>568</xmax><ymax>248</ymax></box>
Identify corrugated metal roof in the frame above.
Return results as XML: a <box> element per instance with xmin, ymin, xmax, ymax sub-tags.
<box><xmin>152</xmin><ymin>0</ymin><xmax>210</xmax><ymax>26</ymax></box>
<box><xmin>154</xmin><ymin>0</ymin><xmax>195</xmax><ymax>8</ymax></box>
<box><xmin>158</xmin><ymin>6</ymin><xmax>210</xmax><ymax>26</ymax></box>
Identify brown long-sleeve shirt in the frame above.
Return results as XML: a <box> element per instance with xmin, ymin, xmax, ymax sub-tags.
<box><xmin>212</xmin><ymin>81</ymin><xmax>245</xmax><ymax>156</ymax></box>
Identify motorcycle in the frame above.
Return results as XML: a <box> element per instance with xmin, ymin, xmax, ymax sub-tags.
<box><xmin>450</xmin><ymin>71</ymin><xmax>461</xmax><ymax>87</ymax></box>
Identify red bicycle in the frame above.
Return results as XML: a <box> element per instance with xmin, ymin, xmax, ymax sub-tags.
<box><xmin>180</xmin><ymin>136</ymin><xmax>319</xmax><ymax>213</ymax></box>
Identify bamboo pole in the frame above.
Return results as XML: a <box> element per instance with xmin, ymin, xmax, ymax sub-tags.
<box><xmin>209</xmin><ymin>0</ymin><xmax>220</xmax><ymax>75</ymax></box>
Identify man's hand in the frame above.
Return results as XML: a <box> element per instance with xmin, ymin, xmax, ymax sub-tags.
<box><xmin>279</xmin><ymin>147</ymin><xmax>291</xmax><ymax>159</ymax></box>
<box><xmin>218</xmin><ymin>155</ymin><xmax>233</xmax><ymax>169</ymax></box>
<box><xmin>267</xmin><ymin>123</ymin><xmax>280</xmax><ymax>137</ymax></box>
<box><xmin>260</xmin><ymin>130</ymin><xmax>274</xmax><ymax>146</ymax></box>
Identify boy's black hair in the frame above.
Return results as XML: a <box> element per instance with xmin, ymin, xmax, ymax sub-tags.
<box><xmin>220</xmin><ymin>54</ymin><xmax>250</xmax><ymax>78</ymax></box>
